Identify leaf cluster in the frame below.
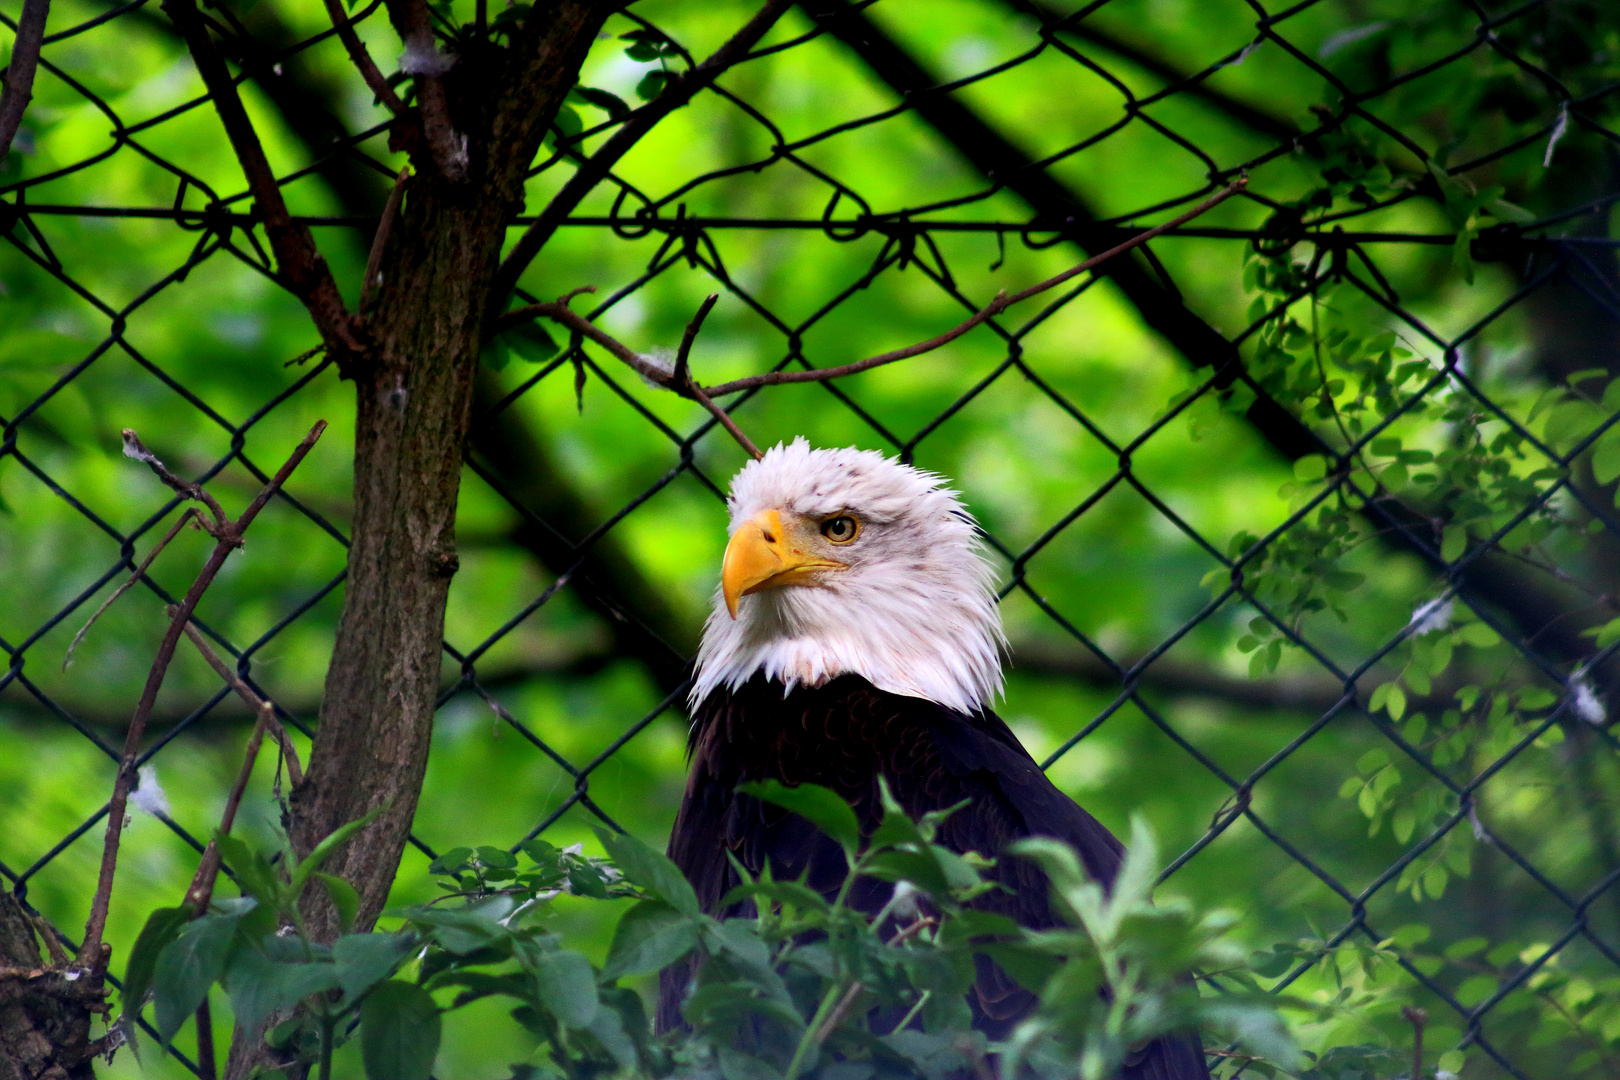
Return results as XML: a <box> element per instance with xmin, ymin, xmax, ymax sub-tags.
<box><xmin>121</xmin><ymin>786</ymin><xmax>1306</xmax><ymax>1080</ymax></box>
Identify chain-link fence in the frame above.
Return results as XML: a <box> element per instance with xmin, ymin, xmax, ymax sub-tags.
<box><xmin>3</xmin><ymin>0</ymin><xmax>1620</xmax><ymax>1076</ymax></box>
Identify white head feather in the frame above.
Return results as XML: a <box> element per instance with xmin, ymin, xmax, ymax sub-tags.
<box><xmin>691</xmin><ymin>438</ymin><xmax>1005</xmax><ymax>715</ymax></box>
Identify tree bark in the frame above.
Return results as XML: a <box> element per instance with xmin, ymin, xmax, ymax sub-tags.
<box><xmin>0</xmin><ymin>894</ymin><xmax>96</xmax><ymax>1080</ymax></box>
<box><xmin>286</xmin><ymin>0</ymin><xmax>619</xmax><ymax>942</ymax></box>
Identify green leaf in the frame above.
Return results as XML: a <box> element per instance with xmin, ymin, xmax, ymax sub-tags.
<box><xmin>474</xmin><ymin>845</ymin><xmax>518</xmax><ymax>870</ymax></box>
<box><xmin>534</xmin><ymin>948</ymin><xmax>598</xmax><ymax>1027</ymax></box>
<box><xmin>570</xmin><ymin>85</ymin><xmax>631</xmax><ymax>120</ymax></box>
<box><xmin>223</xmin><ymin>948</ymin><xmax>342</xmax><ymax>1035</ymax></box>
<box><xmin>1369</xmin><ymin>436</ymin><xmax>1402</xmax><ymax>457</ymax></box>
<box><xmin>553</xmin><ymin>104</ymin><xmax>582</xmax><ymax>138</ymax></box>
<box><xmin>502</xmin><ymin>322</ymin><xmax>558</xmax><ymax>364</ymax></box>
<box><xmin>480</xmin><ymin>338</ymin><xmax>511</xmax><ymax>372</ymax></box>
<box><xmin>1486</xmin><ymin>197</ymin><xmax>1535</xmax><ymax>224</ymax></box>
<box><xmin>863</xmin><ymin>848</ymin><xmax>952</xmax><ymax>897</ymax></box>
<box><xmin>1592</xmin><ymin>431</ymin><xmax>1620</xmax><ymax>486</ymax></box>
<box><xmin>1441</xmin><ymin>524</ymin><xmax>1466</xmax><ymax>563</ymax></box>
<box><xmin>592</xmin><ymin>827</ymin><xmax>700</xmax><ymax>915</ymax></box>
<box><xmin>214</xmin><ymin>834</ymin><xmax>284</xmax><ymax>910</ymax></box>
<box><xmin>603</xmin><ymin>899</ymin><xmax>701</xmax><ymax>980</ymax></box>
<box><xmin>430</xmin><ymin>848</ymin><xmax>474</xmax><ymax>876</ymax></box>
<box><xmin>566</xmin><ymin>863</ymin><xmax>610</xmax><ymax>899</ymax></box>
<box><xmin>361</xmin><ymin>981</ymin><xmax>441</xmax><ymax>1080</ymax></box>
<box><xmin>332</xmin><ymin>932</ymin><xmax>416</xmax><ymax>1005</ymax></box>
<box><xmin>152</xmin><ymin>900</ymin><xmax>256</xmax><ymax>1046</ymax></box>
<box><xmin>290</xmin><ymin>806</ymin><xmax>384</xmax><ymax>903</ymax></box>
<box><xmin>636</xmin><ymin>70</ymin><xmax>670</xmax><ymax>101</ymax></box>
<box><xmin>1452</xmin><ymin>226</ymin><xmax>1476</xmax><ymax>285</ymax></box>
<box><xmin>1456</xmin><ymin>622</ymin><xmax>1500</xmax><ymax>648</ymax></box>
<box><xmin>737</xmin><ymin>779</ymin><xmax>861</xmax><ymax>854</ymax></box>
<box><xmin>408</xmin><ymin>898</ymin><xmax>515</xmax><ymax>954</ymax></box>
<box><xmin>122</xmin><ymin>905</ymin><xmax>193</xmax><ymax>1018</ymax></box>
<box><xmin>1292</xmin><ymin>454</ymin><xmax>1327</xmax><ymax>482</ymax></box>
<box><xmin>313</xmin><ymin>873</ymin><xmax>360</xmax><ymax>934</ymax></box>
<box><xmin>1584</xmin><ymin>616</ymin><xmax>1620</xmax><ymax>650</ymax></box>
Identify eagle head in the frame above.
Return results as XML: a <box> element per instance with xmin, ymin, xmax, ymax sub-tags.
<box><xmin>691</xmin><ymin>438</ymin><xmax>1005</xmax><ymax>715</ymax></box>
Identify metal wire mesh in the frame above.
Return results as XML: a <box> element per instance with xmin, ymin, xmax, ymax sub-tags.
<box><xmin>2</xmin><ymin>0</ymin><xmax>1619</xmax><ymax>1076</ymax></box>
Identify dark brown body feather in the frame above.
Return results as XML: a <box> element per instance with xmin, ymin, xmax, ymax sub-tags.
<box><xmin>661</xmin><ymin>673</ymin><xmax>1209</xmax><ymax>1080</ymax></box>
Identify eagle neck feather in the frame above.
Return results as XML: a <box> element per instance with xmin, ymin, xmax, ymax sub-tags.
<box><xmin>690</xmin><ymin>574</ymin><xmax>1003</xmax><ymax>716</ymax></box>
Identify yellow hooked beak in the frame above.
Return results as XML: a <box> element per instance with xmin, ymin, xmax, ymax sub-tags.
<box><xmin>721</xmin><ymin>509</ymin><xmax>847</xmax><ymax>619</ymax></box>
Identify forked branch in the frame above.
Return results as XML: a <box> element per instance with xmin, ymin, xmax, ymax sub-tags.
<box><xmin>79</xmin><ymin>421</ymin><xmax>327</xmax><ymax>964</ymax></box>
<box><xmin>496</xmin><ymin>178</ymin><xmax>1247</xmax><ymax>460</ymax></box>
<box><xmin>391</xmin><ymin>0</ymin><xmax>466</xmax><ymax>180</ymax></box>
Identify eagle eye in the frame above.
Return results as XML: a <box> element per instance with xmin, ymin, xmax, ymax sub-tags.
<box><xmin>820</xmin><ymin>515</ymin><xmax>860</xmax><ymax>544</ymax></box>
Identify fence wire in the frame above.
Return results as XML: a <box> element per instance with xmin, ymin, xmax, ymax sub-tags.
<box><xmin>2</xmin><ymin>0</ymin><xmax>1620</xmax><ymax>1077</ymax></box>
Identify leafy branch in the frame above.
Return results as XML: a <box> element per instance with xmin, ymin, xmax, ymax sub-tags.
<box><xmin>122</xmin><ymin>779</ymin><xmax>1304</xmax><ymax>1080</ymax></box>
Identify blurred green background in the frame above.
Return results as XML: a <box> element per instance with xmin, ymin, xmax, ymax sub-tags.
<box><xmin>2</xmin><ymin>0</ymin><xmax>1619</xmax><ymax>1076</ymax></box>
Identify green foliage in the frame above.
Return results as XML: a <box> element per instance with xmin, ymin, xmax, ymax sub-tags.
<box><xmin>132</xmin><ymin>792</ymin><xmax>1310</xmax><ymax>1080</ymax></box>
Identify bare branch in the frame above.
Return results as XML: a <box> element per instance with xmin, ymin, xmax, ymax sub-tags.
<box><xmin>699</xmin><ymin>177</ymin><xmax>1248</xmax><ymax>397</ymax></box>
<box><xmin>79</xmin><ymin>421</ymin><xmax>327</xmax><ymax>964</ymax></box>
<box><xmin>360</xmin><ymin>166</ymin><xmax>410</xmax><ymax>311</ymax></box>
<box><xmin>689</xmin><ymin>379</ymin><xmax>763</xmax><ymax>460</ymax></box>
<box><xmin>183</xmin><ymin>703</ymin><xmax>271</xmax><ymax>912</ymax></box>
<box><xmin>490</xmin><ymin>0</ymin><xmax>796</xmax><ymax>305</ymax></box>
<box><xmin>120</xmin><ymin>430</ymin><xmax>229</xmax><ymax>528</ymax></box>
<box><xmin>161</xmin><ymin>0</ymin><xmax>366</xmax><ymax>369</ymax></box>
<box><xmin>321</xmin><ymin>0</ymin><xmax>405</xmax><ymax>115</ymax></box>
<box><xmin>0</xmin><ymin>0</ymin><xmax>49</xmax><ymax>162</ymax></box>
<box><xmin>496</xmin><ymin>297</ymin><xmax>764</xmax><ymax>458</ymax></box>
<box><xmin>495</xmin><ymin>179</ymin><xmax>1245</xmax><ymax>460</ymax></box>
<box><xmin>672</xmin><ymin>292</ymin><xmax>720</xmax><ymax>390</ymax></box>
<box><xmin>178</xmin><ymin>615</ymin><xmax>304</xmax><ymax>786</ymax></box>
<box><xmin>500</xmin><ymin>299</ymin><xmax>670</xmax><ymax>382</ymax></box>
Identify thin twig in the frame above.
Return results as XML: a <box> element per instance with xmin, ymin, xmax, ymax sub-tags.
<box><xmin>360</xmin><ymin>166</ymin><xmax>410</xmax><ymax>311</ymax></box>
<box><xmin>489</xmin><ymin>0</ymin><xmax>796</xmax><ymax>305</ymax></box>
<box><xmin>672</xmin><ymin>292</ymin><xmax>720</xmax><ymax>390</ymax></box>
<box><xmin>79</xmin><ymin>421</ymin><xmax>327</xmax><ymax>965</ymax></box>
<box><xmin>120</xmin><ymin>431</ymin><xmax>229</xmax><ymax>529</ymax></box>
<box><xmin>498</xmin><ymin>299</ymin><xmax>765</xmax><ymax>459</ymax></box>
<box><xmin>1403</xmin><ymin>1005</ymin><xmax>1427</xmax><ymax>1080</ymax></box>
<box><xmin>700</xmin><ymin>176</ymin><xmax>1249</xmax><ymax>397</ymax></box>
<box><xmin>688</xmin><ymin>380</ymin><xmax>762</xmax><ymax>459</ymax></box>
<box><xmin>64</xmin><ymin>508</ymin><xmax>200</xmax><ymax>670</ymax></box>
<box><xmin>814</xmin><ymin>980</ymin><xmax>865</xmax><ymax>1046</ymax></box>
<box><xmin>321</xmin><ymin>0</ymin><xmax>405</xmax><ymax>115</ymax></box>
<box><xmin>177</xmin><ymin>616</ymin><xmax>304</xmax><ymax>786</ymax></box>
<box><xmin>183</xmin><ymin>702</ymin><xmax>271</xmax><ymax>912</ymax></box>
<box><xmin>162</xmin><ymin>0</ymin><xmax>365</xmax><ymax>368</ymax></box>
<box><xmin>0</xmin><ymin>0</ymin><xmax>49</xmax><ymax>162</ymax></box>
<box><xmin>809</xmin><ymin>915</ymin><xmax>939</xmax><ymax>1048</ymax></box>
<box><xmin>195</xmin><ymin>997</ymin><xmax>218</xmax><ymax>1080</ymax></box>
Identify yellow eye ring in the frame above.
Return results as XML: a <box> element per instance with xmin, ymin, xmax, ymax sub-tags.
<box><xmin>820</xmin><ymin>515</ymin><xmax>860</xmax><ymax>544</ymax></box>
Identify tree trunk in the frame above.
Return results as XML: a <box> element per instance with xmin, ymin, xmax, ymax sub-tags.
<box><xmin>285</xmin><ymin>0</ymin><xmax>618</xmax><ymax>942</ymax></box>
<box><xmin>221</xmin><ymin>7</ymin><xmax>615</xmax><ymax>1078</ymax></box>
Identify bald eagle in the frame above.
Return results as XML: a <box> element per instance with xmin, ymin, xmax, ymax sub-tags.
<box><xmin>661</xmin><ymin>439</ymin><xmax>1209</xmax><ymax>1079</ymax></box>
